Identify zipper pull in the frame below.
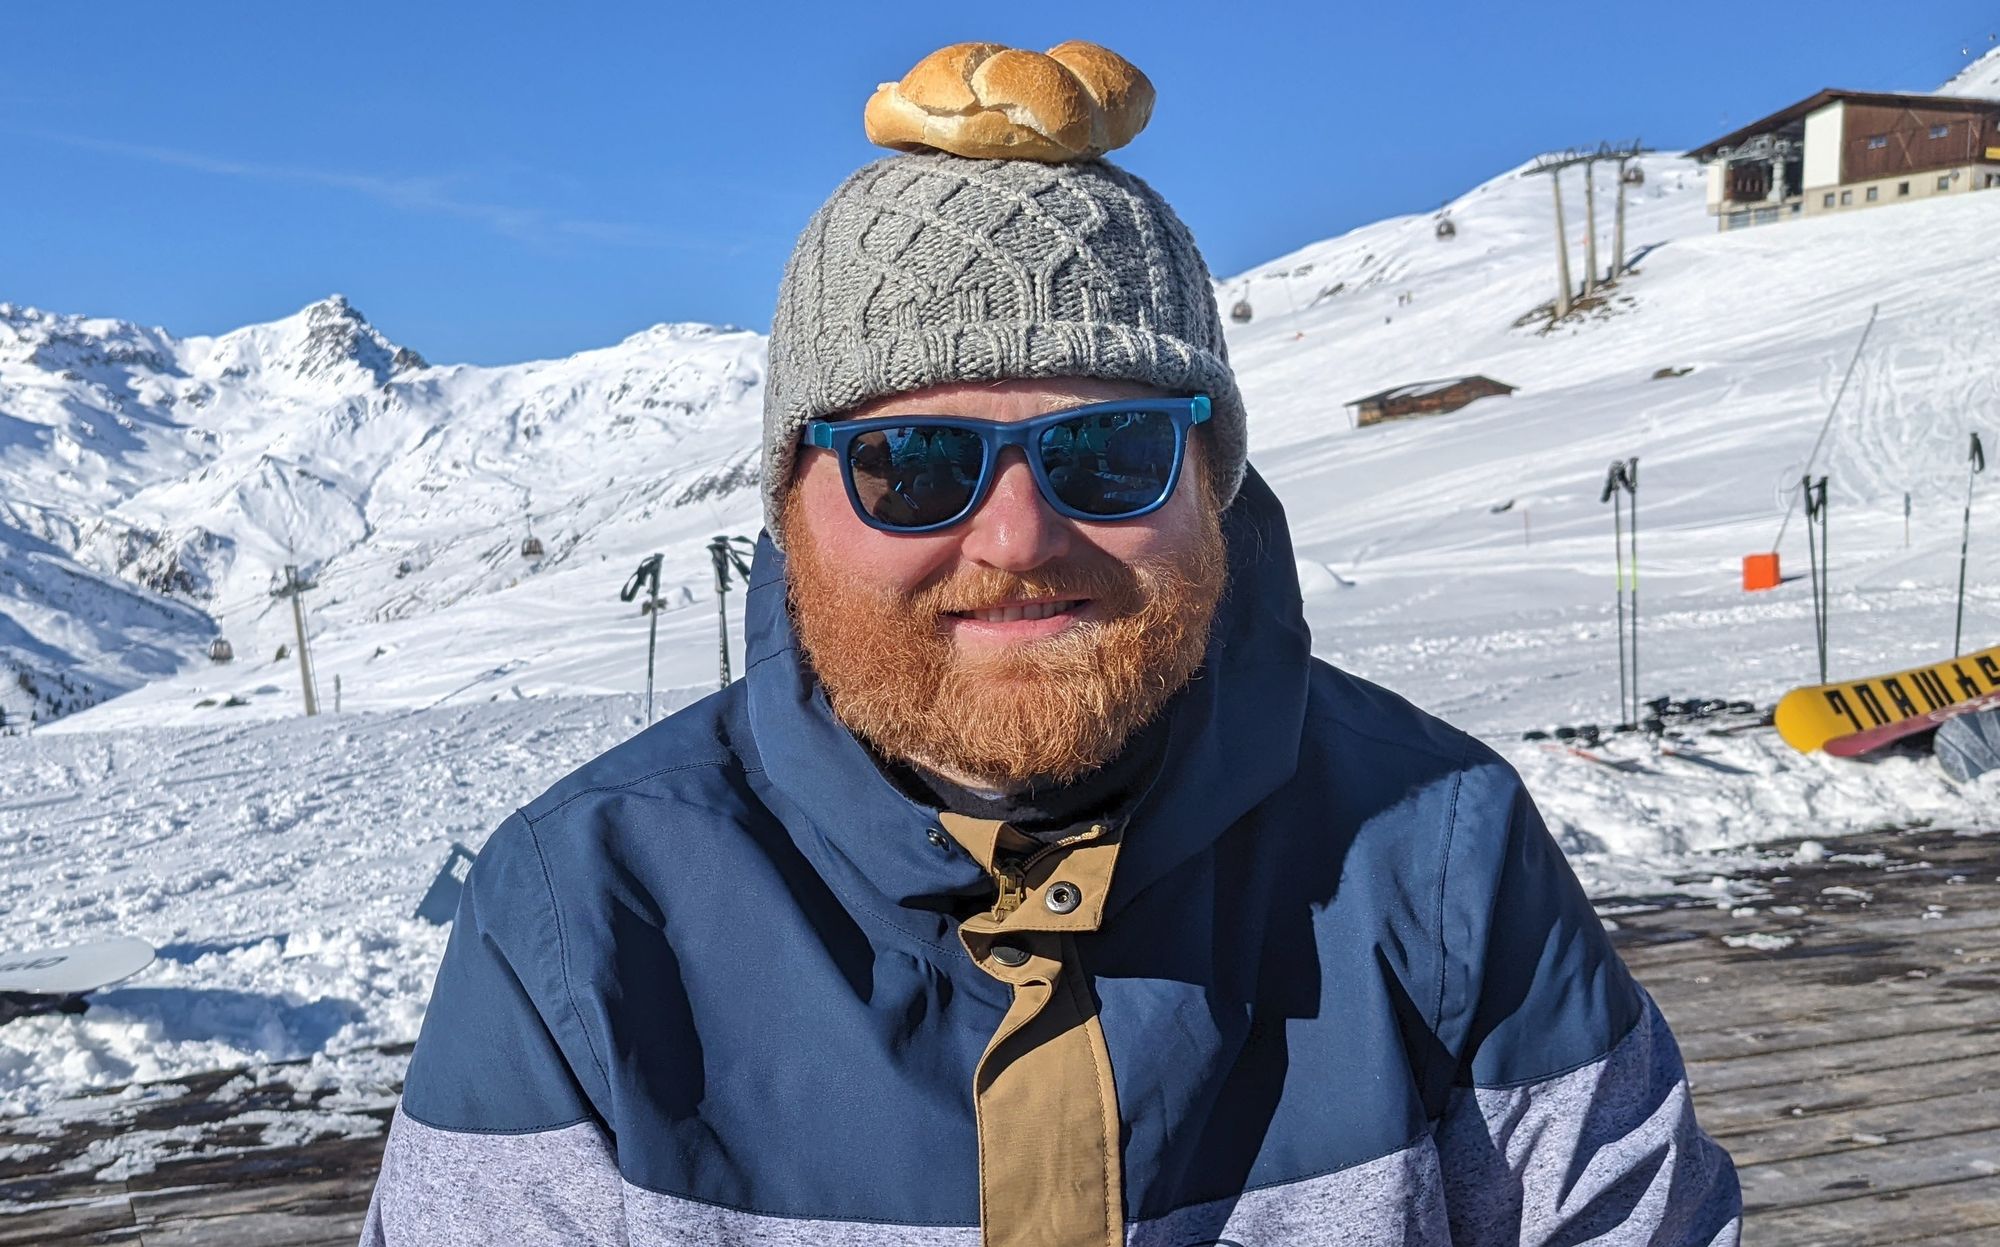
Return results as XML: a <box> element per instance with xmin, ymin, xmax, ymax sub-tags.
<box><xmin>993</xmin><ymin>862</ymin><xmax>1025</xmax><ymax>916</ymax></box>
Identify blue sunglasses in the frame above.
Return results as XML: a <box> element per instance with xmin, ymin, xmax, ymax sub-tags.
<box><xmin>802</xmin><ymin>395</ymin><xmax>1211</xmax><ymax>533</ymax></box>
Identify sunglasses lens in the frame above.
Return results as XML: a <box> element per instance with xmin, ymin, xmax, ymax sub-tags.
<box><xmin>1038</xmin><ymin>409</ymin><xmax>1181</xmax><ymax>517</ymax></box>
<box><xmin>846</xmin><ymin>426</ymin><xmax>985</xmax><ymax>529</ymax></box>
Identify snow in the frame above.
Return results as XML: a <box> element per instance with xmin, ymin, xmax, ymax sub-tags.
<box><xmin>0</xmin><ymin>696</ymin><xmax>652</xmax><ymax>1118</ymax></box>
<box><xmin>4</xmin><ymin>65</ymin><xmax>1999</xmax><ymax>1149</ymax></box>
<box><xmin>1936</xmin><ymin>42</ymin><xmax>2000</xmax><ymax>98</ymax></box>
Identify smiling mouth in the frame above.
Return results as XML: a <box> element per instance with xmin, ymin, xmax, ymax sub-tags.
<box><xmin>946</xmin><ymin>598</ymin><xmax>1085</xmax><ymax>624</ymax></box>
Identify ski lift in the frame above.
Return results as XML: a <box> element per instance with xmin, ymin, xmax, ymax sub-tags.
<box><xmin>521</xmin><ymin>535</ymin><xmax>544</xmax><ymax>559</ymax></box>
<box><xmin>1230</xmin><ymin>299</ymin><xmax>1253</xmax><ymax>323</ymax></box>
<box><xmin>1621</xmin><ymin>164</ymin><xmax>1645</xmax><ymax>187</ymax></box>
<box><xmin>208</xmin><ymin>638</ymin><xmax>234</xmax><ymax>663</ymax></box>
<box><xmin>1434</xmin><ymin>215</ymin><xmax>1456</xmax><ymax>240</ymax></box>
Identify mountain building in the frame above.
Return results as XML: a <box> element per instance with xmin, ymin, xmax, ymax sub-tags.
<box><xmin>1344</xmin><ymin>376</ymin><xmax>1515</xmax><ymax>427</ymax></box>
<box><xmin>1688</xmin><ymin>89</ymin><xmax>2000</xmax><ymax>230</ymax></box>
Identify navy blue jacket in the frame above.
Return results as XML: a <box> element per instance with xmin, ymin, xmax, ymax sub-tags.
<box><xmin>364</xmin><ymin>471</ymin><xmax>1740</xmax><ymax>1246</ymax></box>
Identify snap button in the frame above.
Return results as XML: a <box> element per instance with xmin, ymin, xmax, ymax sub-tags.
<box><xmin>990</xmin><ymin>940</ymin><xmax>1030</xmax><ymax>967</ymax></box>
<box><xmin>925</xmin><ymin>829</ymin><xmax>949</xmax><ymax>850</ymax></box>
<box><xmin>1044</xmin><ymin>881</ymin><xmax>1082</xmax><ymax>914</ymax></box>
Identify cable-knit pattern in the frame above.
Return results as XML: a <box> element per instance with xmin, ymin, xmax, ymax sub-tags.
<box><xmin>763</xmin><ymin>152</ymin><xmax>1243</xmax><ymax>544</ymax></box>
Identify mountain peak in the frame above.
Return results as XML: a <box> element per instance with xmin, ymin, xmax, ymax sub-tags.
<box><xmin>205</xmin><ymin>295</ymin><xmax>427</xmax><ymax>388</ymax></box>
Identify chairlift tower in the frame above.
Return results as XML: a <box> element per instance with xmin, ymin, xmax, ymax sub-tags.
<box><xmin>1582</xmin><ymin>158</ymin><xmax>1600</xmax><ymax>297</ymax></box>
<box><xmin>1530</xmin><ymin>142</ymin><xmax>1649</xmax><ymax>320</ymax></box>
<box><xmin>1528</xmin><ymin>152</ymin><xmax>1585</xmax><ymax>320</ymax></box>
<box><xmin>270</xmin><ymin>565</ymin><xmax>320</xmax><ymax>717</ymax></box>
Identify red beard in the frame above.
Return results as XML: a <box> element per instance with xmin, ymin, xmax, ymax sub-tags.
<box><xmin>782</xmin><ymin>497</ymin><xmax>1227</xmax><ymax>788</ymax></box>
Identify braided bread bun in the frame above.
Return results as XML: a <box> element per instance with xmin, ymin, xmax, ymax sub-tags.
<box><xmin>864</xmin><ymin>41</ymin><xmax>1155</xmax><ymax>162</ymax></box>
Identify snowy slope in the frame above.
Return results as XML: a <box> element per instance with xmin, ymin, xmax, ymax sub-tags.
<box><xmin>1937</xmin><ymin>40</ymin><xmax>2000</xmax><ymax>97</ymax></box>
<box><xmin>1218</xmin><ymin>151</ymin><xmax>1997</xmax><ymax>737</ymax></box>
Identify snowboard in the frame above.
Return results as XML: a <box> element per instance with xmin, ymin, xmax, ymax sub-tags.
<box><xmin>1773</xmin><ymin>644</ymin><xmax>2000</xmax><ymax>756</ymax></box>
<box><xmin>0</xmin><ymin>936</ymin><xmax>155</xmax><ymax>997</ymax></box>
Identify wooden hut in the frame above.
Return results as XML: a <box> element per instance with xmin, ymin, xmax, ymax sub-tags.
<box><xmin>1345</xmin><ymin>376</ymin><xmax>1516</xmax><ymax>427</ymax></box>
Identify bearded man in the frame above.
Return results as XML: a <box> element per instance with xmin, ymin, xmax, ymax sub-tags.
<box><xmin>363</xmin><ymin>151</ymin><xmax>1740</xmax><ymax>1246</ymax></box>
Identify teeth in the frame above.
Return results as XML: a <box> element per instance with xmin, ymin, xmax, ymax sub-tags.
<box><xmin>965</xmin><ymin>599</ymin><xmax>1077</xmax><ymax>624</ymax></box>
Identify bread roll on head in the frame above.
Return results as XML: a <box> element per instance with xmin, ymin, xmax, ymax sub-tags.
<box><xmin>967</xmin><ymin>48</ymin><xmax>1093</xmax><ymax>155</ymax></box>
<box><xmin>1045</xmin><ymin>40</ymin><xmax>1155</xmax><ymax>149</ymax></box>
<box><xmin>861</xmin><ymin>39</ymin><xmax>1154</xmax><ymax>162</ymax></box>
<box><xmin>864</xmin><ymin>84</ymin><xmax>932</xmax><ymax>153</ymax></box>
<box><xmin>898</xmin><ymin>42</ymin><xmax>1008</xmax><ymax>113</ymax></box>
<box><xmin>939</xmin><ymin>105</ymin><xmax>1079</xmax><ymax>163</ymax></box>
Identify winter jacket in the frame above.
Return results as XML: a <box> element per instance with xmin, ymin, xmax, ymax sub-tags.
<box><xmin>362</xmin><ymin>470</ymin><xmax>1741</xmax><ymax>1246</ymax></box>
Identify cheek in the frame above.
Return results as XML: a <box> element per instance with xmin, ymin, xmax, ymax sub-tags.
<box><xmin>792</xmin><ymin>450</ymin><xmax>957</xmax><ymax>594</ymax></box>
<box><xmin>1079</xmin><ymin>464</ymin><xmax>1209</xmax><ymax>564</ymax></box>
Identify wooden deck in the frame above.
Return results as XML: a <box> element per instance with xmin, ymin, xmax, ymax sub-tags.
<box><xmin>2</xmin><ymin>824</ymin><xmax>1996</xmax><ymax>1245</ymax></box>
<box><xmin>1611</xmin><ymin>823</ymin><xmax>2000</xmax><ymax>1246</ymax></box>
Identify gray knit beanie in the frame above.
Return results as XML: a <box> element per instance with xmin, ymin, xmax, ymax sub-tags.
<box><xmin>762</xmin><ymin>151</ymin><xmax>1244</xmax><ymax>544</ymax></box>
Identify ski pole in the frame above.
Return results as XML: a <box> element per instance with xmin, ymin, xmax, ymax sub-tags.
<box><xmin>1602</xmin><ymin>461</ymin><xmax>1628</xmax><ymax>722</ymax></box>
<box><xmin>621</xmin><ymin>554</ymin><xmax>666</xmax><ymax>721</ymax></box>
<box><xmin>707</xmin><ymin>535</ymin><xmax>756</xmax><ymax>690</ymax></box>
<box><xmin>1956</xmin><ymin>432</ymin><xmax>1985</xmax><ymax>656</ymax></box>
<box><xmin>1626</xmin><ymin>457</ymin><xmax>1640</xmax><ymax>725</ymax></box>
<box><xmin>1804</xmin><ymin>477</ymin><xmax>1829</xmax><ymax>683</ymax></box>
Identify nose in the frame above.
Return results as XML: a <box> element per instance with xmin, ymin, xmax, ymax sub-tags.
<box><xmin>954</xmin><ymin>448</ymin><xmax>1072</xmax><ymax>572</ymax></box>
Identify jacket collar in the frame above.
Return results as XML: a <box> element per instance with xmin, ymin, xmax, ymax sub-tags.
<box><xmin>743</xmin><ymin>467</ymin><xmax>1312</xmax><ymax>946</ymax></box>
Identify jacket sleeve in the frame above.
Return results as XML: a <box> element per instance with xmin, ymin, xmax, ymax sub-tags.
<box><xmin>361</xmin><ymin>811</ymin><xmax>627</xmax><ymax>1246</ymax></box>
<box><xmin>1434</xmin><ymin>777</ymin><xmax>1742</xmax><ymax>1246</ymax></box>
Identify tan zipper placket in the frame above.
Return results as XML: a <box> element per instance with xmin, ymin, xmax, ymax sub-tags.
<box><xmin>937</xmin><ymin>813</ymin><xmax>1127</xmax><ymax>1247</ymax></box>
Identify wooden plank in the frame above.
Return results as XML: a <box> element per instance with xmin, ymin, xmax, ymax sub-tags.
<box><xmin>1711</xmin><ymin>1083</ymin><xmax>2000</xmax><ymax>1168</ymax></box>
<box><xmin>0</xmin><ymin>1204</ymin><xmax>140</xmax><ymax>1247</ymax></box>
<box><xmin>1648</xmin><ymin>974</ymin><xmax>1997</xmax><ymax>1041</ymax></box>
<box><xmin>1686</xmin><ymin>1020</ymin><xmax>2000</xmax><ymax>1096</ymax></box>
<box><xmin>1698</xmin><ymin>1048</ymin><xmax>2000</xmax><ymax>1137</ymax></box>
<box><xmin>1891</xmin><ymin>1227</ymin><xmax>2000</xmax><ymax>1247</ymax></box>
<box><xmin>130</xmin><ymin>1172</ymin><xmax>375</xmax><ymax>1225</ymax></box>
<box><xmin>1630</xmin><ymin>909</ymin><xmax>2000</xmax><ymax>963</ymax></box>
<box><xmin>133</xmin><ymin>1208</ymin><xmax>363</xmax><ymax>1247</ymax></box>
<box><xmin>1738</xmin><ymin>1122</ymin><xmax>2000</xmax><ymax>1213</ymax></box>
<box><xmin>1621</xmin><ymin>911</ymin><xmax>2000</xmax><ymax>979</ymax></box>
<box><xmin>1747</xmin><ymin>1172</ymin><xmax>2000</xmax><ymax>1247</ymax></box>
<box><xmin>1669</xmin><ymin>994</ymin><xmax>2000</xmax><ymax>1064</ymax></box>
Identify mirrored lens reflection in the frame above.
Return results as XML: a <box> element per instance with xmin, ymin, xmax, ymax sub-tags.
<box><xmin>1039</xmin><ymin>410</ymin><xmax>1178</xmax><ymax>516</ymax></box>
<box><xmin>847</xmin><ymin>426</ymin><xmax>985</xmax><ymax>528</ymax></box>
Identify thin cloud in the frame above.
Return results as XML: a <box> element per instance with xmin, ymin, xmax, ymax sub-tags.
<box><xmin>12</xmin><ymin>129</ymin><xmax>734</xmax><ymax>254</ymax></box>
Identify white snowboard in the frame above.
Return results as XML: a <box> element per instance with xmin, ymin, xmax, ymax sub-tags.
<box><xmin>0</xmin><ymin>936</ymin><xmax>155</xmax><ymax>996</ymax></box>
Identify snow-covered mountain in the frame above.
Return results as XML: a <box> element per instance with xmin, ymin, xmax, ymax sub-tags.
<box><xmin>0</xmin><ymin>294</ymin><xmax>766</xmax><ymax>729</ymax></box>
<box><xmin>1937</xmin><ymin>39</ymin><xmax>2000</xmax><ymax>97</ymax></box>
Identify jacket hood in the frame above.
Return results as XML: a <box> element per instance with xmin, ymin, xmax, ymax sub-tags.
<box><xmin>741</xmin><ymin>466</ymin><xmax>1312</xmax><ymax>944</ymax></box>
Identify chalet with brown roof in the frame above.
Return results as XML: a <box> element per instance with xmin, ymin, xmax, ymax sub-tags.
<box><xmin>1345</xmin><ymin>376</ymin><xmax>1515</xmax><ymax>427</ymax></box>
<box><xmin>1686</xmin><ymin>89</ymin><xmax>2000</xmax><ymax>230</ymax></box>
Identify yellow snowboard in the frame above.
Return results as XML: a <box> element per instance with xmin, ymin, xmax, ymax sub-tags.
<box><xmin>1774</xmin><ymin>645</ymin><xmax>2000</xmax><ymax>755</ymax></box>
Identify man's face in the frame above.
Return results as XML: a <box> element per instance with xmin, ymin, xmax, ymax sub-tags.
<box><xmin>783</xmin><ymin>377</ymin><xmax>1228</xmax><ymax>788</ymax></box>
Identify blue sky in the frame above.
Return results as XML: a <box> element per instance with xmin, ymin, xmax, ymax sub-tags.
<box><xmin>3</xmin><ymin>3</ymin><xmax>1994</xmax><ymax>365</ymax></box>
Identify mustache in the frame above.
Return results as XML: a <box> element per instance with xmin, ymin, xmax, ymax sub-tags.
<box><xmin>906</xmin><ymin>559</ymin><xmax>1146</xmax><ymax>618</ymax></box>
